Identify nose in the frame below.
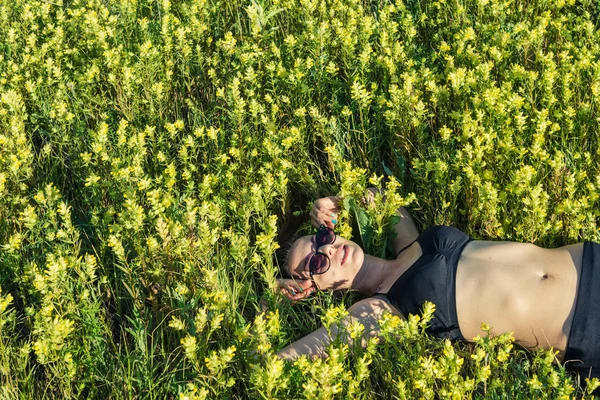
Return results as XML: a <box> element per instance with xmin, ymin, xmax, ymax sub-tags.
<box><xmin>317</xmin><ymin>243</ymin><xmax>336</xmax><ymax>258</ymax></box>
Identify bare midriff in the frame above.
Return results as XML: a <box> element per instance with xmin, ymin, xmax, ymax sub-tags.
<box><xmin>455</xmin><ymin>240</ymin><xmax>583</xmax><ymax>360</ymax></box>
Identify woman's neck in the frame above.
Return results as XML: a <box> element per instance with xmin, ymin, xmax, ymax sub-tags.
<box><xmin>351</xmin><ymin>254</ymin><xmax>401</xmax><ymax>295</ymax></box>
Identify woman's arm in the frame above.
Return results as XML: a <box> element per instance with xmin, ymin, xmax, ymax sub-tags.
<box><xmin>277</xmin><ymin>296</ymin><xmax>403</xmax><ymax>361</ymax></box>
<box><xmin>391</xmin><ymin>206</ymin><xmax>420</xmax><ymax>255</ymax></box>
<box><xmin>364</xmin><ymin>187</ymin><xmax>419</xmax><ymax>255</ymax></box>
<box><xmin>310</xmin><ymin>190</ymin><xmax>420</xmax><ymax>254</ymax></box>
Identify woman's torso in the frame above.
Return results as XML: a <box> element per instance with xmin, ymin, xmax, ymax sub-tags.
<box><xmin>455</xmin><ymin>240</ymin><xmax>583</xmax><ymax>359</ymax></box>
<box><xmin>380</xmin><ymin>228</ymin><xmax>583</xmax><ymax>360</ymax></box>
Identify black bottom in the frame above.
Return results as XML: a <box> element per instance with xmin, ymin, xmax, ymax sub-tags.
<box><xmin>564</xmin><ymin>241</ymin><xmax>600</xmax><ymax>392</ymax></box>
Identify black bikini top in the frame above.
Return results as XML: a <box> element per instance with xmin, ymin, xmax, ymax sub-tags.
<box><xmin>380</xmin><ymin>226</ymin><xmax>472</xmax><ymax>340</ymax></box>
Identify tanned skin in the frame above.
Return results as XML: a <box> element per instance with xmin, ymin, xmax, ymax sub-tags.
<box><xmin>276</xmin><ymin>192</ymin><xmax>582</xmax><ymax>362</ymax></box>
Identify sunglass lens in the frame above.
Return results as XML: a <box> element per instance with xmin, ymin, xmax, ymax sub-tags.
<box><xmin>309</xmin><ymin>253</ymin><xmax>330</xmax><ymax>275</ymax></box>
<box><xmin>316</xmin><ymin>227</ymin><xmax>335</xmax><ymax>247</ymax></box>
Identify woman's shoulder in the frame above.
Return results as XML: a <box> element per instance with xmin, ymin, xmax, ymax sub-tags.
<box><xmin>421</xmin><ymin>225</ymin><xmax>467</xmax><ymax>236</ymax></box>
<box><xmin>349</xmin><ymin>295</ymin><xmax>404</xmax><ymax>319</ymax></box>
<box><xmin>419</xmin><ymin>225</ymin><xmax>471</xmax><ymax>253</ymax></box>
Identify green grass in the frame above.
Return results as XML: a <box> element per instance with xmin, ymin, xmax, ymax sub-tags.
<box><xmin>1</xmin><ymin>0</ymin><xmax>599</xmax><ymax>397</ymax></box>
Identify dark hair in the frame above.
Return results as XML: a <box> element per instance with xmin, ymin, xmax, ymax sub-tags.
<box><xmin>275</xmin><ymin>210</ymin><xmax>307</xmax><ymax>278</ymax></box>
<box><xmin>278</xmin><ymin>235</ymin><xmax>299</xmax><ymax>278</ymax></box>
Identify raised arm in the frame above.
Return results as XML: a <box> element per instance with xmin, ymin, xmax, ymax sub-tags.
<box><xmin>391</xmin><ymin>206</ymin><xmax>420</xmax><ymax>255</ymax></box>
<box><xmin>310</xmin><ymin>190</ymin><xmax>420</xmax><ymax>254</ymax></box>
<box><xmin>363</xmin><ymin>187</ymin><xmax>420</xmax><ymax>256</ymax></box>
<box><xmin>276</xmin><ymin>296</ymin><xmax>403</xmax><ymax>361</ymax></box>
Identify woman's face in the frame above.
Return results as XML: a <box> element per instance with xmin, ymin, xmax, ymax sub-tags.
<box><xmin>287</xmin><ymin>234</ymin><xmax>364</xmax><ymax>291</ymax></box>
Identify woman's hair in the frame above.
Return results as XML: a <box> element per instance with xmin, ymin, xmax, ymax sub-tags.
<box><xmin>275</xmin><ymin>187</ymin><xmax>322</xmax><ymax>277</ymax></box>
<box><xmin>275</xmin><ymin>211</ymin><xmax>305</xmax><ymax>278</ymax></box>
<box><xmin>277</xmin><ymin>236</ymin><xmax>299</xmax><ymax>278</ymax></box>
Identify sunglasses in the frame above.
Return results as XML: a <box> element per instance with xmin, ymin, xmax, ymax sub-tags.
<box><xmin>308</xmin><ymin>225</ymin><xmax>337</xmax><ymax>277</ymax></box>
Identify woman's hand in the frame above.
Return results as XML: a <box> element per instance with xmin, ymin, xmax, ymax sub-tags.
<box><xmin>276</xmin><ymin>278</ymin><xmax>314</xmax><ymax>301</ymax></box>
<box><xmin>310</xmin><ymin>196</ymin><xmax>341</xmax><ymax>229</ymax></box>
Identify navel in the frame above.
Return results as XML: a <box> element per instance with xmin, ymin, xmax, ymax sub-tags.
<box><xmin>540</xmin><ymin>273</ymin><xmax>552</xmax><ymax>280</ymax></box>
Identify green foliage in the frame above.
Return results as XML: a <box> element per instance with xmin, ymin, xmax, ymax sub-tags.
<box><xmin>0</xmin><ymin>0</ymin><xmax>599</xmax><ymax>397</ymax></box>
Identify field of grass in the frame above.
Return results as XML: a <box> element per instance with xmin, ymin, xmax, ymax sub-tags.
<box><xmin>1</xmin><ymin>0</ymin><xmax>600</xmax><ymax>398</ymax></box>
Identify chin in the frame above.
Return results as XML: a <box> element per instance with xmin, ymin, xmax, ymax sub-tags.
<box><xmin>354</xmin><ymin>251</ymin><xmax>365</xmax><ymax>270</ymax></box>
<box><xmin>348</xmin><ymin>246</ymin><xmax>364</xmax><ymax>271</ymax></box>
<box><xmin>353</xmin><ymin>242</ymin><xmax>364</xmax><ymax>257</ymax></box>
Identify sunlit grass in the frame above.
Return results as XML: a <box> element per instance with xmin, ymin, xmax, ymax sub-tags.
<box><xmin>1</xmin><ymin>0</ymin><xmax>599</xmax><ymax>397</ymax></box>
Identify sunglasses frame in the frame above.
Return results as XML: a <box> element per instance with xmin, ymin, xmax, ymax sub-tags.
<box><xmin>308</xmin><ymin>225</ymin><xmax>337</xmax><ymax>278</ymax></box>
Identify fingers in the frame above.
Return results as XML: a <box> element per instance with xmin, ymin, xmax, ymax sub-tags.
<box><xmin>276</xmin><ymin>278</ymin><xmax>315</xmax><ymax>301</ymax></box>
<box><xmin>310</xmin><ymin>208</ymin><xmax>337</xmax><ymax>229</ymax></box>
<box><xmin>289</xmin><ymin>288</ymin><xmax>314</xmax><ymax>301</ymax></box>
<box><xmin>283</xmin><ymin>285</ymin><xmax>313</xmax><ymax>301</ymax></box>
<box><xmin>315</xmin><ymin>196</ymin><xmax>340</xmax><ymax>210</ymax></box>
<box><xmin>310</xmin><ymin>196</ymin><xmax>341</xmax><ymax>228</ymax></box>
<box><xmin>295</xmin><ymin>278</ymin><xmax>314</xmax><ymax>291</ymax></box>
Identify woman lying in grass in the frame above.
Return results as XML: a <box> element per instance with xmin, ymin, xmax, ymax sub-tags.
<box><xmin>275</xmin><ymin>191</ymin><xmax>599</xmax><ymax>386</ymax></box>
